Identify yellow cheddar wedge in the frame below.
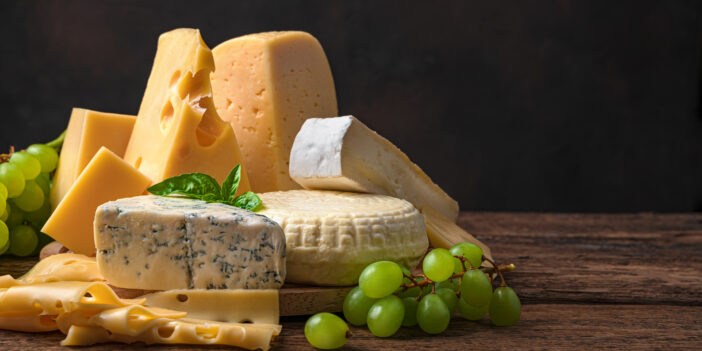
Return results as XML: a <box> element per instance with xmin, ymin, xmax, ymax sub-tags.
<box><xmin>123</xmin><ymin>28</ymin><xmax>250</xmax><ymax>192</ymax></box>
<box><xmin>423</xmin><ymin>206</ymin><xmax>492</xmax><ymax>262</ymax></box>
<box><xmin>51</xmin><ymin>108</ymin><xmax>136</xmax><ymax>209</ymax></box>
<box><xmin>42</xmin><ymin>147</ymin><xmax>151</xmax><ymax>255</ymax></box>
<box><xmin>211</xmin><ymin>31</ymin><xmax>338</xmax><ymax>192</ymax></box>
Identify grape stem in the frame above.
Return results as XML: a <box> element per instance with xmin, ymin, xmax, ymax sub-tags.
<box><xmin>399</xmin><ymin>255</ymin><xmax>516</xmax><ymax>299</ymax></box>
<box><xmin>483</xmin><ymin>256</ymin><xmax>507</xmax><ymax>287</ymax></box>
<box><xmin>0</xmin><ymin>146</ymin><xmax>15</xmax><ymax>163</ymax></box>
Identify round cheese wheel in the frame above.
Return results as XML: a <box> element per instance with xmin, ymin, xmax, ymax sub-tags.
<box><xmin>258</xmin><ymin>190</ymin><xmax>428</xmax><ymax>286</ymax></box>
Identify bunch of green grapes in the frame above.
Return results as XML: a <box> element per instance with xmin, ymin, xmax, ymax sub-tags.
<box><xmin>304</xmin><ymin>242</ymin><xmax>521</xmax><ymax>349</ymax></box>
<box><xmin>0</xmin><ymin>144</ymin><xmax>59</xmax><ymax>256</ymax></box>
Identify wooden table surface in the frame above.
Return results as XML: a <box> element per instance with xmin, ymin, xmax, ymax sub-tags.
<box><xmin>1</xmin><ymin>212</ymin><xmax>701</xmax><ymax>350</ymax></box>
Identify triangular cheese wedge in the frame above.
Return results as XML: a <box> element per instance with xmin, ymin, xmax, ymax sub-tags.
<box><xmin>123</xmin><ymin>28</ymin><xmax>250</xmax><ymax>192</ymax></box>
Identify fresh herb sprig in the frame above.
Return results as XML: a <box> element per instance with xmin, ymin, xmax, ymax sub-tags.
<box><xmin>147</xmin><ymin>164</ymin><xmax>261</xmax><ymax>211</ymax></box>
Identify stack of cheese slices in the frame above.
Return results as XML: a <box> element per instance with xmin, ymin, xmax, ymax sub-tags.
<box><xmin>0</xmin><ymin>28</ymin><xmax>489</xmax><ymax>349</ymax></box>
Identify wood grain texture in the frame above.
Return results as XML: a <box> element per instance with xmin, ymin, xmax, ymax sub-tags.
<box><xmin>0</xmin><ymin>212</ymin><xmax>700</xmax><ymax>349</ymax></box>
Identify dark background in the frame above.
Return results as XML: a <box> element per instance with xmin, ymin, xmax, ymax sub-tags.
<box><xmin>1</xmin><ymin>0</ymin><xmax>701</xmax><ymax>212</ymax></box>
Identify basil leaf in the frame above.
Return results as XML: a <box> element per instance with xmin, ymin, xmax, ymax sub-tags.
<box><xmin>147</xmin><ymin>173</ymin><xmax>221</xmax><ymax>200</ymax></box>
<box><xmin>221</xmin><ymin>164</ymin><xmax>241</xmax><ymax>203</ymax></box>
<box><xmin>231</xmin><ymin>191</ymin><xmax>262</xmax><ymax>211</ymax></box>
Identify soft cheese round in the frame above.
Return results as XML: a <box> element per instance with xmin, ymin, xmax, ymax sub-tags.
<box><xmin>258</xmin><ymin>190</ymin><xmax>428</xmax><ymax>286</ymax></box>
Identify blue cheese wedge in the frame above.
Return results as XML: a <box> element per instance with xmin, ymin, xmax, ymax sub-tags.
<box><xmin>94</xmin><ymin>195</ymin><xmax>286</xmax><ymax>290</ymax></box>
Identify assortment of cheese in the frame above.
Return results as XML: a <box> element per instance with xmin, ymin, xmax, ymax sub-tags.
<box><xmin>0</xmin><ymin>28</ymin><xmax>489</xmax><ymax>348</ymax></box>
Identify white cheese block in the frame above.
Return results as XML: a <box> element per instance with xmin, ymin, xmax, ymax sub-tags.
<box><xmin>94</xmin><ymin>195</ymin><xmax>286</xmax><ymax>290</ymax></box>
<box><xmin>258</xmin><ymin>190</ymin><xmax>428</xmax><ymax>286</ymax></box>
<box><xmin>289</xmin><ymin>115</ymin><xmax>459</xmax><ymax>222</ymax></box>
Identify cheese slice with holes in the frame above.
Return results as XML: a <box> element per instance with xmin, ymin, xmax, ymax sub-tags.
<box><xmin>123</xmin><ymin>28</ymin><xmax>250</xmax><ymax>192</ymax></box>
<box><xmin>143</xmin><ymin>289</ymin><xmax>278</xmax><ymax>324</ymax></box>
<box><xmin>258</xmin><ymin>190</ymin><xmax>428</xmax><ymax>286</ymax></box>
<box><xmin>42</xmin><ymin>147</ymin><xmax>152</xmax><ymax>255</ymax></box>
<box><xmin>51</xmin><ymin>108</ymin><xmax>136</xmax><ymax>209</ymax></box>
<box><xmin>290</xmin><ymin>116</ymin><xmax>459</xmax><ymax>221</ymax></box>
<box><xmin>211</xmin><ymin>31</ymin><xmax>338</xmax><ymax>193</ymax></box>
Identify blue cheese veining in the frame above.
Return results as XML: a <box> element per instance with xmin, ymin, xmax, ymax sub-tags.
<box><xmin>94</xmin><ymin>195</ymin><xmax>286</xmax><ymax>290</ymax></box>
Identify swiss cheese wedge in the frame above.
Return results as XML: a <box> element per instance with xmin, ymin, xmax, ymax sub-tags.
<box><xmin>211</xmin><ymin>31</ymin><xmax>338</xmax><ymax>193</ymax></box>
<box><xmin>123</xmin><ymin>28</ymin><xmax>250</xmax><ymax>192</ymax></box>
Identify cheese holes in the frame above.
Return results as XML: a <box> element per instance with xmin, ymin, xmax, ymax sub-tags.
<box><xmin>176</xmin><ymin>294</ymin><xmax>189</xmax><ymax>302</ymax></box>
<box><xmin>160</xmin><ymin>100</ymin><xmax>174</xmax><ymax>132</ymax></box>
<box><xmin>169</xmin><ymin>70</ymin><xmax>181</xmax><ymax>88</ymax></box>
<box><xmin>134</xmin><ymin>157</ymin><xmax>142</xmax><ymax>170</ymax></box>
<box><xmin>157</xmin><ymin>325</ymin><xmax>175</xmax><ymax>338</ymax></box>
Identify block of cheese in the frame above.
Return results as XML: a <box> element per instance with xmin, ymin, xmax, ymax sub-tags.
<box><xmin>144</xmin><ymin>289</ymin><xmax>279</xmax><ymax>324</ymax></box>
<box><xmin>123</xmin><ymin>28</ymin><xmax>250</xmax><ymax>193</ymax></box>
<box><xmin>94</xmin><ymin>195</ymin><xmax>286</xmax><ymax>291</ymax></box>
<box><xmin>258</xmin><ymin>190</ymin><xmax>428</xmax><ymax>286</ymax></box>
<box><xmin>211</xmin><ymin>31</ymin><xmax>338</xmax><ymax>193</ymax></box>
<box><xmin>42</xmin><ymin>147</ymin><xmax>151</xmax><ymax>255</ymax></box>
<box><xmin>51</xmin><ymin>108</ymin><xmax>136</xmax><ymax>209</ymax></box>
<box><xmin>290</xmin><ymin>116</ymin><xmax>459</xmax><ymax>221</ymax></box>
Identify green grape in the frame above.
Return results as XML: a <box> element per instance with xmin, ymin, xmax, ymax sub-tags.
<box><xmin>26</xmin><ymin>144</ymin><xmax>59</xmax><ymax>173</ymax></box>
<box><xmin>436</xmin><ymin>287</ymin><xmax>458</xmax><ymax>313</ymax></box>
<box><xmin>0</xmin><ymin>196</ymin><xmax>5</xmax><ymax>216</ymax></box>
<box><xmin>0</xmin><ymin>236</ymin><xmax>9</xmax><ymax>255</ymax></box>
<box><xmin>359</xmin><ymin>261</ymin><xmax>403</xmax><ymax>298</ymax></box>
<box><xmin>26</xmin><ymin>200</ymin><xmax>51</xmax><ymax>227</ymax></box>
<box><xmin>450</xmin><ymin>242</ymin><xmax>484</xmax><ymax>270</ymax></box>
<box><xmin>366</xmin><ymin>295</ymin><xmax>404</xmax><ymax>337</ymax></box>
<box><xmin>9</xmin><ymin>224</ymin><xmax>38</xmax><ymax>257</ymax></box>
<box><xmin>423</xmin><ymin>248</ymin><xmax>455</xmax><ymax>282</ymax></box>
<box><xmin>304</xmin><ymin>312</ymin><xmax>348</xmax><ymax>349</ymax></box>
<box><xmin>5</xmin><ymin>202</ymin><xmax>24</xmax><ymax>227</ymax></box>
<box><xmin>401</xmin><ymin>296</ymin><xmax>418</xmax><ymax>327</ymax></box>
<box><xmin>343</xmin><ymin>286</ymin><xmax>378</xmax><ymax>326</ymax></box>
<box><xmin>0</xmin><ymin>220</ymin><xmax>8</xmax><ymax>249</ymax></box>
<box><xmin>13</xmin><ymin>180</ymin><xmax>44</xmax><ymax>212</ymax></box>
<box><xmin>460</xmin><ymin>269</ymin><xmax>493</xmax><ymax>307</ymax></box>
<box><xmin>34</xmin><ymin>172</ymin><xmax>51</xmax><ymax>197</ymax></box>
<box><xmin>417</xmin><ymin>294</ymin><xmax>450</xmax><ymax>334</ymax></box>
<box><xmin>489</xmin><ymin>286</ymin><xmax>521</xmax><ymax>326</ymax></box>
<box><xmin>9</xmin><ymin>151</ymin><xmax>41</xmax><ymax>180</ymax></box>
<box><xmin>458</xmin><ymin>298</ymin><xmax>489</xmax><ymax>321</ymax></box>
<box><xmin>0</xmin><ymin>163</ymin><xmax>25</xmax><ymax>198</ymax></box>
<box><xmin>436</xmin><ymin>278</ymin><xmax>460</xmax><ymax>292</ymax></box>
<box><xmin>0</xmin><ymin>205</ymin><xmax>8</xmax><ymax>222</ymax></box>
<box><xmin>0</xmin><ymin>182</ymin><xmax>7</xmax><ymax>200</ymax></box>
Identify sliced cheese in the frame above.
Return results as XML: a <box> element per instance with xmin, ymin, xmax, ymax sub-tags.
<box><xmin>211</xmin><ymin>31</ymin><xmax>338</xmax><ymax>193</ymax></box>
<box><xmin>290</xmin><ymin>115</ymin><xmax>459</xmax><ymax>221</ymax></box>
<box><xmin>95</xmin><ymin>195</ymin><xmax>286</xmax><ymax>290</ymax></box>
<box><xmin>51</xmin><ymin>108</ymin><xmax>136</xmax><ymax>209</ymax></box>
<box><xmin>123</xmin><ymin>28</ymin><xmax>250</xmax><ymax>192</ymax></box>
<box><xmin>19</xmin><ymin>253</ymin><xmax>103</xmax><ymax>284</ymax></box>
<box><xmin>258</xmin><ymin>190</ymin><xmax>428</xmax><ymax>286</ymax></box>
<box><xmin>144</xmin><ymin>289</ymin><xmax>279</xmax><ymax>324</ymax></box>
<box><xmin>61</xmin><ymin>319</ymin><xmax>281</xmax><ymax>350</ymax></box>
<box><xmin>423</xmin><ymin>206</ymin><xmax>492</xmax><ymax>262</ymax></box>
<box><xmin>42</xmin><ymin>147</ymin><xmax>151</xmax><ymax>255</ymax></box>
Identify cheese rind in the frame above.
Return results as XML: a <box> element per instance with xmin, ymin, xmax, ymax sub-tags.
<box><xmin>290</xmin><ymin>116</ymin><xmax>459</xmax><ymax>221</ymax></box>
<box><xmin>94</xmin><ymin>195</ymin><xmax>286</xmax><ymax>290</ymax></box>
<box><xmin>51</xmin><ymin>108</ymin><xmax>136</xmax><ymax>209</ymax></box>
<box><xmin>42</xmin><ymin>147</ymin><xmax>151</xmax><ymax>255</ymax></box>
<box><xmin>123</xmin><ymin>28</ymin><xmax>250</xmax><ymax>192</ymax></box>
<box><xmin>144</xmin><ymin>289</ymin><xmax>279</xmax><ymax>324</ymax></box>
<box><xmin>258</xmin><ymin>190</ymin><xmax>428</xmax><ymax>286</ymax></box>
<box><xmin>211</xmin><ymin>31</ymin><xmax>338</xmax><ymax>193</ymax></box>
